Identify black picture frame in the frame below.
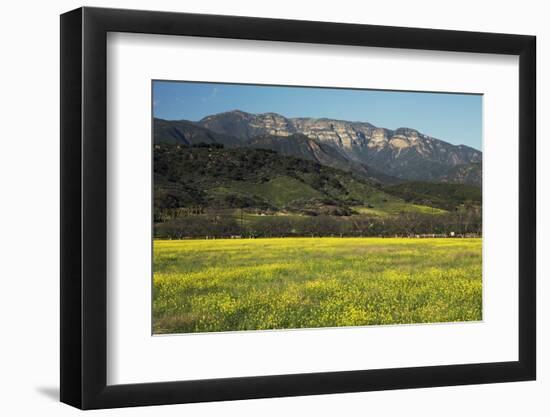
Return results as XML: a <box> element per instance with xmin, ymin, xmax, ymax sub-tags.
<box><xmin>60</xmin><ymin>6</ymin><xmax>536</xmax><ymax>410</ymax></box>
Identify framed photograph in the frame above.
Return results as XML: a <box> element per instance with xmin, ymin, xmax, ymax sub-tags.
<box><xmin>60</xmin><ymin>6</ymin><xmax>536</xmax><ymax>409</ymax></box>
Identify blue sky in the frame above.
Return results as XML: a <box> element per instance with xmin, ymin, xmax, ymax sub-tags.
<box><xmin>153</xmin><ymin>81</ymin><xmax>482</xmax><ymax>150</ymax></box>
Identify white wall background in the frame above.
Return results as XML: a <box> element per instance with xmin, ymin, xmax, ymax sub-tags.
<box><xmin>0</xmin><ymin>0</ymin><xmax>546</xmax><ymax>415</ymax></box>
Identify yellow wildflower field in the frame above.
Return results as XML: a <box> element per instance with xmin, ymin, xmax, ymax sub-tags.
<box><xmin>153</xmin><ymin>237</ymin><xmax>482</xmax><ymax>334</ymax></box>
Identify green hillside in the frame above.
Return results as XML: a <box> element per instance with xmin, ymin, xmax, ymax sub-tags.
<box><xmin>154</xmin><ymin>143</ymin><xmax>424</xmax><ymax>217</ymax></box>
<box><xmin>383</xmin><ymin>181</ymin><xmax>481</xmax><ymax>211</ymax></box>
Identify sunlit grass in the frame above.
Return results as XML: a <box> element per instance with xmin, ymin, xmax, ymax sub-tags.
<box><xmin>153</xmin><ymin>237</ymin><xmax>482</xmax><ymax>334</ymax></box>
<box><xmin>353</xmin><ymin>202</ymin><xmax>447</xmax><ymax>217</ymax></box>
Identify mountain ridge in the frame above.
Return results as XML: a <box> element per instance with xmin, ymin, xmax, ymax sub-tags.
<box><xmin>198</xmin><ymin>109</ymin><xmax>480</xmax><ymax>150</ymax></box>
<box><xmin>155</xmin><ymin>109</ymin><xmax>482</xmax><ymax>185</ymax></box>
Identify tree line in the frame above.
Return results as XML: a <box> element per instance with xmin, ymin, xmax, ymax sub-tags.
<box><xmin>154</xmin><ymin>209</ymin><xmax>482</xmax><ymax>239</ymax></box>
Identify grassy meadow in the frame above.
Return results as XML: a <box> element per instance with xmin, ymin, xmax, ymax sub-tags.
<box><xmin>153</xmin><ymin>237</ymin><xmax>482</xmax><ymax>334</ymax></box>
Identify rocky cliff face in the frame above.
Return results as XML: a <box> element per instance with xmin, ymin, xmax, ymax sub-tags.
<box><xmin>290</xmin><ymin>118</ymin><xmax>374</xmax><ymax>151</ymax></box>
<box><xmin>196</xmin><ymin>110</ymin><xmax>482</xmax><ymax>183</ymax></box>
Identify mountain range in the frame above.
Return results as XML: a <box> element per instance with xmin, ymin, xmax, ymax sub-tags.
<box><xmin>154</xmin><ymin>110</ymin><xmax>482</xmax><ymax>186</ymax></box>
